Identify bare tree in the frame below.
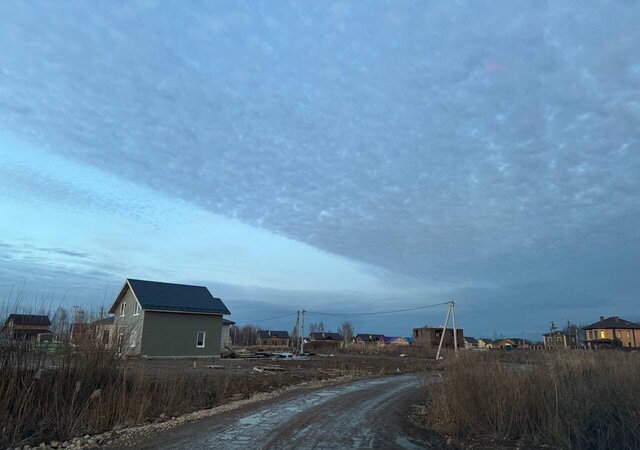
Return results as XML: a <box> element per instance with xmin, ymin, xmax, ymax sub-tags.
<box><xmin>339</xmin><ymin>321</ymin><xmax>354</xmax><ymax>343</ymax></box>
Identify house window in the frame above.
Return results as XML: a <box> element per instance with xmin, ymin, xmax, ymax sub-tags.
<box><xmin>627</xmin><ymin>330</ymin><xmax>631</xmax><ymax>339</ymax></box>
<box><xmin>599</xmin><ymin>330</ymin><xmax>605</xmax><ymax>339</ymax></box>
<box><xmin>133</xmin><ymin>302</ymin><xmax>141</xmax><ymax>316</ymax></box>
<box><xmin>102</xmin><ymin>329</ymin><xmax>110</xmax><ymax>345</ymax></box>
<box><xmin>119</xmin><ymin>302</ymin><xmax>126</xmax><ymax>317</ymax></box>
<box><xmin>616</xmin><ymin>330</ymin><xmax>621</xmax><ymax>338</ymax></box>
<box><xmin>116</xmin><ymin>333</ymin><xmax>124</xmax><ymax>354</ymax></box>
<box><xmin>196</xmin><ymin>331</ymin><xmax>206</xmax><ymax>348</ymax></box>
<box><xmin>130</xmin><ymin>330</ymin><xmax>137</xmax><ymax>348</ymax></box>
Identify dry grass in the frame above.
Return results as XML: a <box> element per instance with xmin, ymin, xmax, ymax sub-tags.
<box><xmin>417</xmin><ymin>350</ymin><xmax>640</xmax><ymax>450</ymax></box>
<box><xmin>0</xmin><ymin>340</ymin><xmax>435</xmax><ymax>448</ymax></box>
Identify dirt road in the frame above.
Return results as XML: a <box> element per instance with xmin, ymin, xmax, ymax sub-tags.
<box><xmin>134</xmin><ymin>374</ymin><xmax>431</xmax><ymax>449</ymax></box>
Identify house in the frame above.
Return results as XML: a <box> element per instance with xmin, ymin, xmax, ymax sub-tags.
<box><xmin>463</xmin><ymin>336</ymin><xmax>478</xmax><ymax>349</ymax></box>
<box><xmin>1</xmin><ymin>314</ymin><xmax>51</xmax><ymax>340</ymax></box>
<box><xmin>477</xmin><ymin>338</ymin><xmax>493</xmax><ymax>349</ymax></box>
<box><xmin>354</xmin><ymin>334</ymin><xmax>385</xmax><ymax>346</ymax></box>
<box><xmin>70</xmin><ymin>316</ymin><xmax>116</xmax><ymax>348</ymax></box>
<box><xmin>584</xmin><ymin>316</ymin><xmax>640</xmax><ymax>349</ymax></box>
<box><xmin>309</xmin><ymin>332</ymin><xmax>343</xmax><ymax>342</ymax></box>
<box><xmin>490</xmin><ymin>338</ymin><xmax>515</xmax><ymax>350</ymax></box>
<box><xmin>382</xmin><ymin>336</ymin><xmax>410</xmax><ymax>346</ymax></box>
<box><xmin>257</xmin><ymin>330</ymin><xmax>290</xmax><ymax>347</ymax></box>
<box><xmin>108</xmin><ymin>279</ymin><xmax>231</xmax><ymax>358</ymax></box>
<box><xmin>543</xmin><ymin>330</ymin><xmax>578</xmax><ymax>349</ymax></box>
<box><xmin>412</xmin><ymin>326</ymin><xmax>464</xmax><ymax>349</ymax></box>
<box><xmin>221</xmin><ymin>319</ymin><xmax>235</xmax><ymax>351</ymax></box>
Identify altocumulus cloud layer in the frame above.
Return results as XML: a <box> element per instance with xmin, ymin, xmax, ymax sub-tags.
<box><xmin>0</xmin><ymin>1</ymin><xmax>639</xmax><ymax>336</ymax></box>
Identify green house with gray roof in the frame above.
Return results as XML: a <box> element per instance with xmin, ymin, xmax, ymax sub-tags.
<box><xmin>108</xmin><ymin>279</ymin><xmax>231</xmax><ymax>358</ymax></box>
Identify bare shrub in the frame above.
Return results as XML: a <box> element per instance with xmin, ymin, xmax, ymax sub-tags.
<box><xmin>419</xmin><ymin>351</ymin><xmax>640</xmax><ymax>449</ymax></box>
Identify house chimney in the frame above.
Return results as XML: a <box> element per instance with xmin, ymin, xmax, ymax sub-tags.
<box><xmin>600</xmin><ymin>316</ymin><xmax>604</xmax><ymax>321</ymax></box>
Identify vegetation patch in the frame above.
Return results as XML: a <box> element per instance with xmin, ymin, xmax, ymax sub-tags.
<box><xmin>413</xmin><ymin>351</ymin><xmax>640</xmax><ymax>450</ymax></box>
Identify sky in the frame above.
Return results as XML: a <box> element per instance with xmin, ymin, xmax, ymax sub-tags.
<box><xmin>0</xmin><ymin>1</ymin><xmax>639</xmax><ymax>339</ymax></box>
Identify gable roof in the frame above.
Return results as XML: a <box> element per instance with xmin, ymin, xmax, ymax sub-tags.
<box><xmin>109</xmin><ymin>279</ymin><xmax>230</xmax><ymax>315</ymax></box>
<box><xmin>584</xmin><ymin>316</ymin><xmax>640</xmax><ymax>330</ymax></box>
<box><xmin>355</xmin><ymin>333</ymin><xmax>384</xmax><ymax>341</ymax></box>
<box><xmin>383</xmin><ymin>336</ymin><xmax>408</xmax><ymax>344</ymax></box>
<box><xmin>258</xmin><ymin>330</ymin><xmax>290</xmax><ymax>339</ymax></box>
<box><xmin>5</xmin><ymin>314</ymin><xmax>51</xmax><ymax>326</ymax></box>
<box><xmin>309</xmin><ymin>332</ymin><xmax>342</xmax><ymax>341</ymax></box>
<box><xmin>464</xmin><ymin>337</ymin><xmax>478</xmax><ymax>344</ymax></box>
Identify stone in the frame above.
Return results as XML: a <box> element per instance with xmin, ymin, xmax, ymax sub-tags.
<box><xmin>50</xmin><ymin>442</ymin><xmax>60</xmax><ymax>449</ymax></box>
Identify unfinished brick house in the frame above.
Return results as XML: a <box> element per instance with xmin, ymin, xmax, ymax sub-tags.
<box><xmin>257</xmin><ymin>330</ymin><xmax>290</xmax><ymax>347</ymax></box>
<box><xmin>1</xmin><ymin>314</ymin><xmax>52</xmax><ymax>340</ymax></box>
<box><xmin>412</xmin><ymin>326</ymin><xmax>463</xmax><ymax>349</ymax></box>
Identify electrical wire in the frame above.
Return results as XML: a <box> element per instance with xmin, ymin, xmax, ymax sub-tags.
<box><xmin>306</xmin><ymin>301</ymin><xmax>450</xmax><ymax>317</ymax></box>
<box><xmin>232</xmin><ymin>311</ymin><xmax>298</xmax><ymax>324</ymax></box>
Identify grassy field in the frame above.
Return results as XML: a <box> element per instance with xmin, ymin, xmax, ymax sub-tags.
<box><xmin>0</xmin><ymin>343</ymin><xmax>437</xmax><ymax>448</ymax></box>
<box><xmin>413</xmin><ymin>350</ymin><xmax>640</xmax><ymax>450</ymax></box>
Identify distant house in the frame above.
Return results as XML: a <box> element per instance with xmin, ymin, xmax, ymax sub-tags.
<box><xmin>257</xmin><ymin>330</ymin><xmax>290</xmax><ymax>347</ymax></box>
<box><xmin>309</xmin><ymin>332</ymin><xmax>343</xmax><ymax>342</ymax></box>
<box><xmin>463</xmin><ymin>336</ymin><xmax>478</xmax><ymax>349</ymax></box>
<box><xmin>490</xmin><ymin>338</ymin><xmax>515</xmax><ymax>350</ymax></box>
<box><xmin>108</xmin><ymin>279</ymin><xmax>231</xmax><ymax>358</ymax></box>
<box><xmin>221</xmin><ymin>319</ymin><xmax>235</xmax><ymax>351</ymax></box>
<box><xmin>477</xmin><ymin>338</ymin><xmax>493</xmax><ymax>349</ymax></box>
<box><xmin>1</xmin><ymin>314</ymin><xmax>51</xmax><ymax>341</ymax></box>
<box><xmin>70</xmin><ymin>316</ymin><xmax>116</xmax><ymax>348</ymax></box>
<box><xmin>354</xmin><ymin>334</ymin><xmax>385</xmax><ymax>346</ymax></box>
<box><xmin>584</xmin><ymin>316</ymin><xmax>640</xmax><ymax>349</ymax></box>
<box><xmin>412</xmin><ymin>326</ymin><xmax>464</xmax><ymax>350</ymax></box>
<box><xmin>543</xmin><ymin>330</ymin><xmax>577</xmax><ymax>349</ymax></box>
<box><xmin>383</xmin><ymin>336</ymin><xmax>410</xmax><ymax>346</ymax></box>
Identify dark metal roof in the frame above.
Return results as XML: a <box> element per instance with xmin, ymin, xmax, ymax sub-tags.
<box><xmin>355</xmin><ymin>333</ymin><xmax>384</xmax><ymax>341</ymax></box>
<box><xmin>222</xmin><ymin>319</ymin><xmax>235</xmax><ymax>325</ymax></box>
<box><xmin>584</xmin><ymin>316</ymin><xmax>640</xmax><ymax>330</ymax></box>
<box><xmin>93</xmin><ymin>316</ymin><xmax>115</xmax><ymax>325</ymax></box>
<box><xmin>122</xmin><ymin>279</ymin><xmax>230</xmax><ymax>315</ymax></box>
<box><xmin>258</xmin><ymin>330</ymin><xmax>289</xmax><ymax>339</ymax></box>
<box><xmin>464</xmin><ymin>336</ymin><xmax>478</xmax><ymax>343</ymax></box>
<box><xmin>309</xmin><ymin>332</ymin><xmax>342</xmax><ymax>341</ymax></box>
<box><xmin>5</xmin><ymin>314</ymin><xmax>51</xmax><ymax>326</ymax></box>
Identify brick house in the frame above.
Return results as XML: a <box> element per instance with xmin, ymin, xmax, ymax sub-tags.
<box><xmin>257</xmin><ymin>330</ymin><xmax>290</xmax><ymax>347</ymax></box>
<box><xmin>543</xmin><ymin>330</ymin><xmax>578</xmax><ymax>349</ymax></box>
<box><xmin>412</xmin><ymin>326</ymin><xmax>464</xmax><ymax>349</ymax></box>
<box><xmin>584</xmin><ymin>316</ymin><xmax>640</xmax><ymax>349</ymax></box>
<box><xmin>1</xmin><ymin>314</ymin><xmax>51</xmax><ymax>340</ymax></box>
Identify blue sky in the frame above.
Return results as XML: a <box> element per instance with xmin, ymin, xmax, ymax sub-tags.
<box><xmin>0</xmin><ymin>1</ymin><xmax>639</xmax><ymax>339</ymax></box>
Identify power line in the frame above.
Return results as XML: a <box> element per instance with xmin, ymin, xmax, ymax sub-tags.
<box><xmin>306</xmin><ymin>301</ymin><xmax>450</xmax><ymax>317</ymax></box>
<box><xmin>232</xmin><ymin>311</ymin><xmax>298</xmax><ymax>324</ymax></box>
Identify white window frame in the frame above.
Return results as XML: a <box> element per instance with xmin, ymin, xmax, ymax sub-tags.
<box><xmin>130</xmin><ymin>330</ymin><xmax>137</xmax><ymax>348</ymax></box>
<box><xmin>196</xmin><ymin>331</ymin><xmax>206</xmax><ymax>348</ymax></box>
<box><xmin>119</xmin><ymin>302</ymin><xmax>126</xmax><ymax>317</ymax></box>
<box><xmin>133</xmin><ymin>302</ymin><xmax>141</xmax><ymax>316</ymax></box>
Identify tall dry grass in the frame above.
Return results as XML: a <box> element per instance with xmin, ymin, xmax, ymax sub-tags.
<box><xmin>0</xmin><ymin>340</ymin><xmax>257</xmax><ymax>448</ymax></box>
<box><xmin>419</xmin><ymin>350</ymin><xmax>640</xmax><ymax>449</ymax></box>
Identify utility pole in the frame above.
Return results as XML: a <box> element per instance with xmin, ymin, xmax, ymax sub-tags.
<box><xmin>451</xmin><ymin>300</ymin><xmax>458</xmax><ymax>355</ymax></box>
<box><xmin>300</xmin><ymin>309</ymin><xmax>305</xmax><ymax>354</ymax></box>
<box><xmin>294</xmin><ymin>311</ymin><xmax>300</xmax><ymax>354</ymax></box>
<box><xmin>435</xmin><ymin>301</ymin><xmax>452</xmax><ymax>360</ymax></box>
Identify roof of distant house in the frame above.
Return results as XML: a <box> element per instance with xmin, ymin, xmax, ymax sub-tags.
<box><xmin>355</xmin><ymin>333</ymin><xmax>384</xmax><ymax>341</ymax></box>
<box><xmin>309</xmin><ymin>332</ymin><xmax>342</xmax><ymax>340</ymax></box>
<box><xmin>258</xmin><ymin>330</ymin><xmax>290</xmax><ymax>339</ymax></box>
<box><xmin>584</xmin><ymin>316</ymin><xmax>640</xmax><ymax>330</ymax></box>
<box><xmin>109</xmin><ymin>279</ymin><xmax>230</xmax><ymax>316</ymax></box>
<box><xmin>464</xmin><ymin>336</ymin><xmax>478</xmax><ymax>343</ymax></box>
<box><xmin>94</xmin><ymin>316</ymin><xmax>115</xmax><ymax>325</ymax></box>
<box><xmin>222</xmin><ymin>319</ymin><xmax>235</xmax><ymax>325</ymax></box>
<box><xmin>5</xmin><ymin>314</ymin><xmax>51</xmax><ymax>326</ymax></box>
<box><xmin>543</xmin><ymin>330</ymin><xmax>573</xmax><ymax>336</ymax></box>
<box><xmin>383</xmin><ymin>336</ymin><xmax>407</xmax><ymax>344</ymax></box>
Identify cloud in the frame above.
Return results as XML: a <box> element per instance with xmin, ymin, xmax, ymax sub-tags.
<box><xmin>0</xmin><ymin>2</ymin><xmax>638</xmax><ymax>335</ymax></box>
